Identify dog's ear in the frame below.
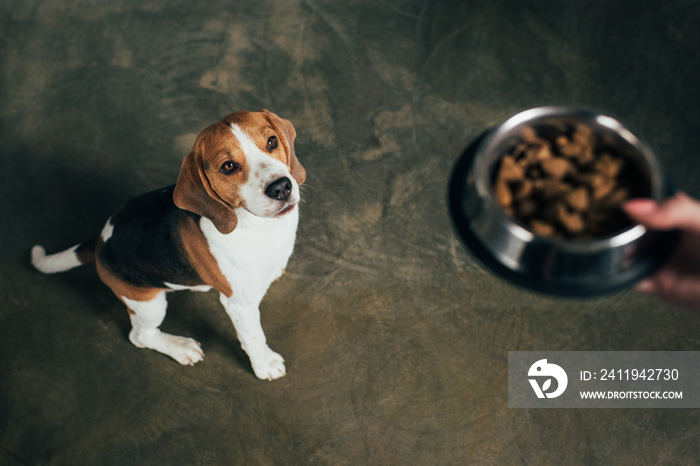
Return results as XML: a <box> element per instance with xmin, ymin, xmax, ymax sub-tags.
<box><xmin>261</xmin><ymin>109</ymin><xmax>306</xmax><ymax>185</ymax></box>
<box><xmin>173</xmin><ymin>142</ymin><xmax>238</xmax><ymax>235</ymax></box>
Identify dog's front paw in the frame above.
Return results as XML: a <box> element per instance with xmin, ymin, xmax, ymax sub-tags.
<box><xmin>250</xmin><ymin>348</ymin><xmax>286</xmax><ymax>381</ymax></box>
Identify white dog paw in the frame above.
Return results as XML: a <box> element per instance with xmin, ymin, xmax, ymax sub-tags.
<box><xmin>165</xmin><ymin>335</ymin><xmax>205</xmax><ymax>366</ymax></box>
<box><xmin>273</xmin><ymin>268</ymin><xmax>286</xmax><ymax>282</ymax></box>
<box><xmin>132</xmin><ymin>330</ymin><xmax>205</xmax><ymax>366</ymax></box>
<box><xmin>251</xmin><ymin>348</ymin><xmax>286</xmax><ymax>381</ymax></box>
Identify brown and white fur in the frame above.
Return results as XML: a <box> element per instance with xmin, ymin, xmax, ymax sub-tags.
<box><xmin>31</xmin><ymin>110</ymin><xmax>306</xmax><ymax>380</ymax></box>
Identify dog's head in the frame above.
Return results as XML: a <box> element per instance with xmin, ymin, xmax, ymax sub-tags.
<box><xmin>173</xmin><ymin>110</ymin><xmax>306</xmax><ymax>234</ymax></box>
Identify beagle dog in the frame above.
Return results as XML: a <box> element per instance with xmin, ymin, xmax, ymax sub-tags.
<box><xmin>31</xmin><ymin>110</ymin><xmax>306</xmax><ymax>381</ymax></box>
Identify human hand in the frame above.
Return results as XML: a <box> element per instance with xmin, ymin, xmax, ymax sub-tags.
<box><xmin>623</xmin><ymin>192</ymin><xmax>700</xmax><ymax>313</ymax></box>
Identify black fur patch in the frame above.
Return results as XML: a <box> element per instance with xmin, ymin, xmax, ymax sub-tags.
<box><xmin>98</xmin><ymin>186</ymin><xmax>204</xmax><ymax>288</ymax></box>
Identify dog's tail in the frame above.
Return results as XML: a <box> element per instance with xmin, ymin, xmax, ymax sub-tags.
<box><xmin>31</xmin><ymin>238</ymin><xmax>97</xmax><ymax>274</ymax></box>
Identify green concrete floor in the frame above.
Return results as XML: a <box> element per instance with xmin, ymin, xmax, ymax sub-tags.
<box><xmin>2</xmin><ymin>0</ymin><xmax>699</xmax><ymax>464</ymax></box>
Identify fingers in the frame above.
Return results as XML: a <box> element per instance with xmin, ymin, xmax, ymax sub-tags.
<box><xmin>625</xmin><ymin>192</ymin><xmax>700</xmax><ymax>313</ymax></box>
<box><xmin>636</xmin><ymin>268</ymin><xmax>700</xmax><ymax>313</ymax></box>
<box><xmin>624</xmin><ymin>193</ymin><xmax>700</xmax><ymax>232</ymax></box>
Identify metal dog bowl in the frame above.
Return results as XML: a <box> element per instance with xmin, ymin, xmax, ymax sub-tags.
<box><xmin>448</xmin><ymin>106</ymin><xmax>677</xmax><ymax>297</ymax></box>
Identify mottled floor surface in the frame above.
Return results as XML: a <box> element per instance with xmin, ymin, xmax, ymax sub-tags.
<box><xmin>2</xmin><ymin>1</ymin><xmax>700</xmax><ymax>464</ymax></box>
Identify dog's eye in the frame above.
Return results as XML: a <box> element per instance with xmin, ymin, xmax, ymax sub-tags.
<box><xmin>220</xmin><ymin>161</ymin><xmax>241</xmax><ymax>175</ymax></box>
<box><xmin>267</xmin><ymin>136</ymin><xmax>278</xmax><ymax>152</ymax></box>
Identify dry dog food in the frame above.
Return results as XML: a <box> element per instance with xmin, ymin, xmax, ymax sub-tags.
<box><xmin>492</xmin><ymin>122</ymin><xmax>649</xmax><ymax>239</ymax></box>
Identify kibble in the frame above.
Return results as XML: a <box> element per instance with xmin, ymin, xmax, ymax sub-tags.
<box><xmin>492</xmin><ymin>121</ymin><xmax>645</xmax><ymax>239</ymax></box>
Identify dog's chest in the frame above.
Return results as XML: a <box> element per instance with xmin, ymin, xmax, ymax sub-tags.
<box><xmin>200</xmin><ymin>209</ymin><xmax>298</xmax><ymax>291</ymax></box>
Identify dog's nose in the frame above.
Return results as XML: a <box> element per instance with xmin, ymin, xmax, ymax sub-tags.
<box><xmin>265</xmin><ymin>177</ymin><xmax>292</xmax><ymax>201</ymax></box>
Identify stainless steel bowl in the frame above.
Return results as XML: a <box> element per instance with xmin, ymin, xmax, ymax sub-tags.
<box><xmin>448</xmin><ymin>106</ymin><xmax>677</xmax><ymax>297</ymax></box>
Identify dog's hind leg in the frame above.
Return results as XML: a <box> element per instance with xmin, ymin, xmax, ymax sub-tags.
<box><xmin>124</xmin><ymin>291</ymin><xmax>204</xmax><ymax>366</ymax></box>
